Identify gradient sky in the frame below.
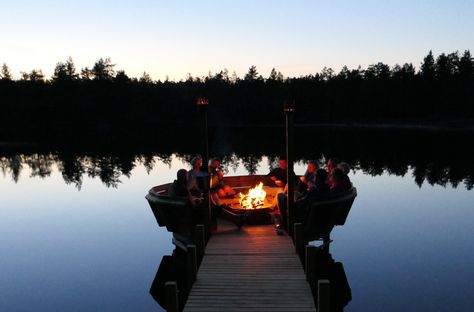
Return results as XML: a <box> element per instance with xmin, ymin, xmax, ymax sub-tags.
<box><xmin>1</xmin><ymin>0</ymin><xmax>473</xmax><ymax>80</ymax></box>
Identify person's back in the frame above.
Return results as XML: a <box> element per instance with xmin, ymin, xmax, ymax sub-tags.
<box><xmin>330</xmin><ymin>168</ymin><xmax>351</xmax><ymax>195</ymax></box>
<box><xmin>292</xmin><ymin>169</ymin><xmax>330</xmax><ymax>224</ymax></box>
<box><xmin>167</xmin><ymin>169</ymin><xmax>205</xmax><ymax>232</ymax></box>
<box><xmin>337</xmin><ymin>162</ymin><xmax>352</xmax><ymax>189</ymax></box>
<box><xmin>308</xmin><ymin>169</ymin><xmax>330</xmax><ymax>200</ymax></box>
<box><xmin>308</xmin><ymin>182</ymin><xmax>330</xmax><ymax>200</ymax></box>
<box><xmin>168</xmin><ymin>169</ymin><xmax>191</xmax><ymax>198</ymax></box>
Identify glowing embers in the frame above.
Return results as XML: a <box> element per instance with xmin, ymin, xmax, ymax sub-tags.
<box><xmin>239</xmin><ymin>182</ymin><xmax>267</xmax><ymax>210</ymax></box>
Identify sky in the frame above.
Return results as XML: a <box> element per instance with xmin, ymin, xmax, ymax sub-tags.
<box><xmin>1</xmin><ymin>0</ymin><xmax>473</xmax><ymax>81</ymax></box>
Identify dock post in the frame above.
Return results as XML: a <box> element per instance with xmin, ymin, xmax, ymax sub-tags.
<box><xmin>284</xmin><ymin>99</ymin><xmax>295</xmax><ymax>237</ymax></box>
<box><xmin>294</xmin><ymin>223</ymin><xmax>305</xmax><ymax>265</ymax></box>
<box><xmin>317</xmin><ymin>279</ymin><xmax>331</xmax><ymax>312</ymax></box>
<box><xmin>194</xmin><ymin>224</ymin><xmax>205</xmax><ymax>265</ymax></box>
<box><xmin>186</xmin><ymin>244</ymin><xmax>197</xmax><ymax>288</ymax></box>
<box><xmin>203</xmin><ymin>190</ymin><xmax>211</xmax><ymax>242</ymax></box>
<box><xmin>323</xmin><ymin>233</ymin><xmax>331</xmax><ymax>253</ymax></box>
<box><xmin>305</xmin><ymin>245</ymin><xmax>317</xmax><ymax>288</ymax></box>
<box><xmin>165</xmin><ymin>281</ymin><xmax>179</xmax><ymax>312</ymax></box>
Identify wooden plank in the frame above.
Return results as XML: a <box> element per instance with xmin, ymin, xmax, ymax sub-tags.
<box><xmin>183</xmin><ymin>219</ymin><xmax>316</xmax><ymax>312</ymax></box>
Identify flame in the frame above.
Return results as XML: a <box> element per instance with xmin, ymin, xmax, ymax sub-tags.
<box><xmin>239</xmin><ymin>182</ymin><xmax>266</xmax><ymax>209</ymax></box>
<box><xmin>196</xmin><ymin>97</ymin><xmax>208</xmax><ymax>105</ymax></box>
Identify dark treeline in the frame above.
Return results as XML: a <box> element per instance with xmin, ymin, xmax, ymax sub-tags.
<box><xmin>1</xmin><ymin>50</ymin><xmax>473</xmax><ymax>143</ymax></box>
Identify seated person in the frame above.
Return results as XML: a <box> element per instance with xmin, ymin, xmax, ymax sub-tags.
<box><xmin>268</xmin><ymin>156</ymin><xmax>288</xmax><ymax>187</ymax></box>
<box><xmin>208</xmin><ymin>158</ymin><xmax>235</xmax><ymax>206</ymax></box>
<box><xmin>168</xmin><ymin>169</ymin><xmax>202</xmax><ymax>207</ymax></box>
<box><xmin>330</xmin><ymin>168</ymin><xmax>351</xmax><ymax>194</ymax></box>
<box><xmin>307</xmin><ymin>168</ymin><xmax>331</xmax><ymax>200</ymax></box>
<box><xmin>326</xmin><ymin>158</ymin><xmax>339</xmax><ymax>186</ymax></box>
<box><xmin>188</xmin><ymin>155</ymin><xmax>205</xmax><ymax>196</ymax></box>
<box><xmin>271</xmin><ymin>157</ymin><xmax>299</xmax><ymax>233</ymax></box>
<box><xmin>294</xmin><ymin>169</ymin><xmax>330</xmax><ymax>223</ymax></box>
<box><xmin>297</xmin><ymin>160</ymin><xmax>318</xmax><ymax>195</ymax></box>
<box><xmin>337</xmin><ymin>162</ymin><xmax>352</xmax><ymax>187</ymax></box>
<box><xmin>327</xmin><ymin>158</ymin><xmax>338</xmax><ymax>174</ymax></box>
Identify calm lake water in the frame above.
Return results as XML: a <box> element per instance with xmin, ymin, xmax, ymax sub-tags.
<box><xmin>1</xmin><ymin>151</ymin><xmax>474</xmax><ymax>311</ymax></box>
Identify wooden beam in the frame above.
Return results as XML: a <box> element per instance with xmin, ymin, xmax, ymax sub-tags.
<box><xmin>305</xmin><ymin>245</ymin><xmax>317</xmax><ymax>289</ymax></box>
<box><xmin>317</xmin><ymin>279</ymin><xmax>330</xmax><ymax>312</ymax></box>
<box><xmin>194</xmin><ymin>224</ymin><xmax>205</xmax><ymax>266</ymax></box>
<box><xmin>165</xmin><ymin>281</ymin><xmax>179</xmax><ymax>312</ymax></box>
<box><xmin>187</xmin><ymin>244</ymin><xmax>197</xmax><ymax>288</ymax></box>
<box><xmin>294</xmin><ymin>222</ymin><xmax>305</xmax><ymax>266</ymax></box>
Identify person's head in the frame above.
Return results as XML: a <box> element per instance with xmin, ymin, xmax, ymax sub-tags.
<box><xmin>307</xmin><ymin>161</ymin><xmax>318</xmax><ymax>173</ymax></box>
<box><xmin>177</xmin><ymin>169</ymin><xmax>188</xmax><ymax>184</ymax></box>
<box><xmin>278</xmin><ymin>156</ymin><xmax>287</xmax><ymax>169</ymax></box>
<box><xmin>191</xmin><ymin>156</ymin><xmax>202</xmax><ymax>170</ymax></box>
<box><xmin>330</xmin><ymin>168</ymin><xmax>344</xmax><ymax>184</ymax></box>
<box><xmin>209</xmin><ymin>157</ymin><xmax>220</xmax><ymax>169</ymax></box>
<box><xmin>315</xmin><ymin>169</ymin><xmax>328</xmax><ymax>184</ymax></box>
<box><xmin>337</xmin><ymin>162</ymin><xmax>350</xmax><ymax>175</ymax></box>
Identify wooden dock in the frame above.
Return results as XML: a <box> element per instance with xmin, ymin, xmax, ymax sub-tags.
<box><xmin>183</xmin><ymin>220</ymin><xmax>316</xmax><ymax>312</ymax></box>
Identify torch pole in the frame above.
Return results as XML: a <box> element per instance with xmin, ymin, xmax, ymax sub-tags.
<box><xmin>197</xmin><ymin>97</ymin><xmax>211</xmax><ymax>239</ymax></box>
<box><xmin>197</xmin><ymin>98</ymin><xmax>209</xmax><ymax>172</ymax></box>
<box><xmin>284</xmin><ymin>100</ymin><xmax>295</xmax><ymax>237</ymax></box>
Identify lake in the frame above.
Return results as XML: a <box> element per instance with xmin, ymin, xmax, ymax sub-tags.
<box><xmin>1</xmin><ymin>130</ymin><xmax>474</xmax><ymax>311</ymax></box>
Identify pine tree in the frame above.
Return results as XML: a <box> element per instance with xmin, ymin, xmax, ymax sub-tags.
<box><xmin>420</xmin><ymin>50</ymin><xmax>435</xmax><ymax>79</ymax></box>
<box><xmin>1</xmin><ymin>63</ymin><xmax>13</xmax><ymax>80</ymax></box>
<box><xmin>244</xmin><ymin>65</ymin><xmax>258</xmax><ymax>81</ymax></box>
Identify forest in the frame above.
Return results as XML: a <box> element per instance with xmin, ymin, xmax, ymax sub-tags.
<box><xmin>0</xmin><ymin>50</ymin><xmax>473</xmax><ymax>143</ymax></box>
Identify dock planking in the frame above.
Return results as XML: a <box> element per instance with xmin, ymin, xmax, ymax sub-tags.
<box><xmin>183</xmin><ymin>220</ymin><xmax>316</xmax><ymax>312</ymax></box>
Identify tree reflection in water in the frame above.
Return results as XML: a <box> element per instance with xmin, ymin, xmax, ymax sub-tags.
<box><xmin>1</xmin><ymin>129</ymin><xmax>473</xmax><ymax>190</ymax></box>
<box><xmin>0</xmin><ymin>151</ymin><xmax>472</xmax><ymax>190</ymax></box>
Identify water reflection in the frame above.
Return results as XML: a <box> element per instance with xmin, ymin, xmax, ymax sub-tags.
<box><xmin>310</xmin><ymin>249</ymin><xmax>352</xmax><ymax>311</ymax></box>
<box><xmin>149</xmin><ymin>248</ymin><xmax>190</xmax><ymax>311</ymax></box>
<box><xmin>1</xmin><ymin>150</ymin><xmax>473</xmax><ymax>190</ymax></box>
<box><xmin>2</xmin><ymin>128</ymin><xmax>474</xmax><ymax>190</ymax></box>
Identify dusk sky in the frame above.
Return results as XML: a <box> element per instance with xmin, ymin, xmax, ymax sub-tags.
<box><xmin>1</xmin><ymin>0</ymin><xmax>473</xmax><ymax>80</ymax></box>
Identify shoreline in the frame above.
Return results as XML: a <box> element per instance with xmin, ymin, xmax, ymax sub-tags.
<box><xmin>1</xmin><ymin>122</ymin><xmax>473</xmax><ymax>148</ymax></box>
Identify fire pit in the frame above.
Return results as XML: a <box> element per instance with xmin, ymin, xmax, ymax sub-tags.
<box><xmin>220</xmin><ymin>182</ymin><xmax>283</xmax><ymax>225</ymax></box>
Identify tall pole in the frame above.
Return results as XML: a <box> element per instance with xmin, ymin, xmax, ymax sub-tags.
<box><xmin>197</xmin><ymin>97</ymin><xmax>209</xmax><ymax>172</ymax></box>
<box><xmin>284</xmin><ymin>100</ymin><xmax>295</xmax><ymax>237</ymax></box>
<box><xmin>197</xmin><ymin>97</ymin><xmax>211</xmax><ymax>239</ymax></box>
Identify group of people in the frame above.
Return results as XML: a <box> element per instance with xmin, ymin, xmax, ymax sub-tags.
<box><xmin>168</xmin><ymin>155</ymin><xmax>238</xmax><ymax>227</ymax></box>
<box><xmin>167</xmin><ymin>167</ymin><xmax>203</xmax><ymax>207</ymax></box>
<box><xmin>169</xmin><ymin>156</ymin><xmax>235</xmax><ymax>200</ymax></box>
<box><xmin>269</xmin><ymin>157</ymin><xmax>353</xmax><ymax>234</ymax></box>
<box><xmin>168</xmin><ymin>154</ymin><xmax>353</xmax><ymax>233</ymax></box>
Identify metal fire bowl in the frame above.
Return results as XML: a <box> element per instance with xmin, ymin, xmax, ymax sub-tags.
<box><xmin>219</xmin><ymin>186</ymin><xmax>282</xmax><ymax>225</ymax></box>
<box><xmin>222</xmin><ymin>206</ymin><xmax>275</xmax><ymax>225</ymax></box>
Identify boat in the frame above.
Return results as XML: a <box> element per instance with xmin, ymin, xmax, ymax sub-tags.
<box><xmin>303</xmin><ymin>186</ymin><xmax>357</xmax><ymax>242</ymax></box>
<box><xmin>145</xmin><ymin>175</ymin><xmax>280</xmax><ymax>231</ymax></box>
<box><xmin>146</xmin><ymin>184</ymin><xmax>186</xmax><ymax>230</ymax></box>
<box><xmin>146</xmin><ymin>174</ymin><xmax>357</xmax><ymax>239</ymax></box>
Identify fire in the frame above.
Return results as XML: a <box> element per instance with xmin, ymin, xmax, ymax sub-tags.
<box><xmin>239</xmin><ymin>182</ymin><xmax>267</xmax><ymax>209</ymax></box>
